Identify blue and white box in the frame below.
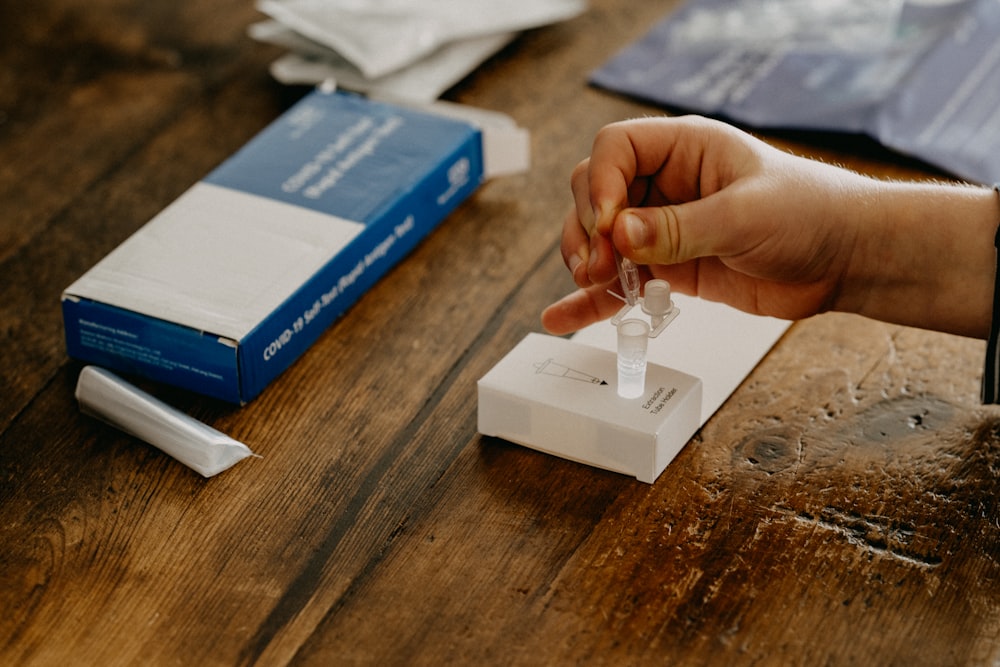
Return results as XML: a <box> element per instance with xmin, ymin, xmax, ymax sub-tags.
<box><xmin>62</xmin><ymin>89</ymin><xmax>523</xmax><ymax>403</ymax></box>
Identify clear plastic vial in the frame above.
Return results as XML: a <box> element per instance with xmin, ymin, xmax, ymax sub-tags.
<box><xmin>617</xmin><ymin>318</ymin><xmax>650</xmax><ymax>399</ymax></box>
<box><xmin>641</xmin><ymin>278</ymin><xmax>672</xmax><ymax>329</ymax></box>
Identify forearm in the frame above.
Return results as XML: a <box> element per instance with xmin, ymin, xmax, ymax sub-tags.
<box><xmin>835</xmin><ymin>180</ymin><xmax>999</xmax><ymax>339</ymax></box>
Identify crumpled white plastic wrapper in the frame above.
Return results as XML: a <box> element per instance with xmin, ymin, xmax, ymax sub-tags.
<box><xmin>256</xmin><ymin>0</ymin><xmax>586</xmax><ymax>79</ymax></box>
<box><xmin>76</xmin><ymin>366</ymin><xmax>257</xmax><ymax>477</ymax></box>
<box><xmin>250</xmin><ymin>19</ymin><xmax>516</xmax><ymax>103</ymax></box>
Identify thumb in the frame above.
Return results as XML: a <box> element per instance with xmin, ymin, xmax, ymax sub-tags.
<box><xmin>614</xmin><ymin>195</ymin><xmax>732</xmax><ymax>266</ymax></box>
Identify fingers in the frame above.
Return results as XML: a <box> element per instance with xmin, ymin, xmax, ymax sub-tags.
<box><xmin>570</xmin><ymin>159</ymin><xmax>598</xmax><ymax>236</ymax></box>
<box><xmin>559</xmin><ymin>204</ymin><xmax>619</xmax><ymax>288</ymax></box>
<box><xmin>613</xmin><ymin>195</ymin><xmax>737</xmax><ymax>268</ymax></box>
<box><xmin>586</xmin><ymin>116</ymin><xmax>723</xmax><ymax>218</ymax></box>
<box><xmin>540</xmin><ymin>284</ymin><xmax>627</xmax><ymax>335</ymax></box>
<box><xmin>565</xmin><ymin>159</ymin><xmax>621</xmax><ymax>287</ymax></box>
<box><xmin>558</xmin><ymin>206</ymin><xmax>586</xmax><ymax>284</ymax></box>
<box><xmin>579</xmin><ymin>117</ymin><xmax>753</xmax><ymax>271</ymax></box>
<box><xmin>564</xmin><ymin>118</ymin><xmax>719</xmax><ymax>286</ymax></box>
<box><xmin>556</xmin><ymin>115</ymin><xmax>774</xmax><ymax>320</ymax></box>
<box><xmin>585</xmin><ymin>123</ymin><xmax>640</xmax><ymax>236</ymax></box>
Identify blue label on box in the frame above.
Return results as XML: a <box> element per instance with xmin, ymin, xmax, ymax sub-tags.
<box><xmin>237</xmin><ymin>96</ymin><xmax>483</xmax><ymax>401</ymax></box>
<box><xmin>63</xmin><ymin>297</ymin><xmax>240</xmax><ymax>402</ymax></box>
<box><xmin>205</xmin><ymin>91</ymin><xmax>479</xmax><ymax>223</ymax></box>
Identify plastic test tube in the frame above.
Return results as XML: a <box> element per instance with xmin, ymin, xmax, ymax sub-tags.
<box><xmin>617</xmin><ymin>318</ymin><xmax>650</xmax><ymax>399</ymax></box>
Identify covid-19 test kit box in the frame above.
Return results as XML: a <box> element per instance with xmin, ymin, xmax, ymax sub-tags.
<box><xmin>62</xmin><ymin>89</ymin><xmax>525</xmax><ymax>403</ymax></box>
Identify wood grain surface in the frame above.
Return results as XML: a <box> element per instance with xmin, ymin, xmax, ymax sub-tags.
<box><xmin>3</xmin><ymin>1</ymin><xmax>999</xmax><ymax>665</ymax></box>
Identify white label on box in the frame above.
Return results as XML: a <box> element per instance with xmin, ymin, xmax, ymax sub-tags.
<box><xmin>68</xmin><ymin>182</ymin><xmax>362</xmax><ymax>339</ymax></box>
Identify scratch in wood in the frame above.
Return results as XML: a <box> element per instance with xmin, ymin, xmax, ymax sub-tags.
<box><xmin>775</xmin><ymin>506</ymin><xmax>942</xmax><ymax>569</ymax></box>
<box><xmin>725</xmin><ymin>491</ymin><xmax>736</xmax><ymax>533</ymax></box>
<box><xmin>855</xmin><ymin>329</ymin><xmax>898</xmax><ymax>393</ymax></box>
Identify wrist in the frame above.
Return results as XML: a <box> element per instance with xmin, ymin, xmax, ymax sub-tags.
<box><xmin>838</xmin><ymin>180</ymin><xmax>999</xmax><ymax>338</ymax></box>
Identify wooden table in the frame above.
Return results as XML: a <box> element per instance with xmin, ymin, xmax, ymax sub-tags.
<box><xmin>4</xmin><ymin>1</ymin><xmax>1000</xmax><ymax>665</ymax></box>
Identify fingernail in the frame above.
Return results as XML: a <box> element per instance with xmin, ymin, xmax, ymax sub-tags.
<box><xmin>593</xmin><ymin>201</ymin><xmax>614</xmax><ymax>233</ymax></box>
<box><xmin>592</xmin><ymin>202</ymin><xmax>606</xmax><ymax>225</ymax></box>
<box><xmin>587</xmin><ymin>245</ymin><xmax>599</xmax><ymax>273</ymax></box>
<box><xmin>568</xmin><ymin>253</ymin><xmax>583</xmax><ymax>276</ymax></box>
<box><xmin>622</xmin><ymin>212</ymin><xmax>647</xmax><ymax>249</ymax></box>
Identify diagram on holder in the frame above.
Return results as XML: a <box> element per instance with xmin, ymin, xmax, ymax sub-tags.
<box><xmin>534</xmin><ymin>358</ymin><xmax>608</xmax><ymax>385</ymax></box>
